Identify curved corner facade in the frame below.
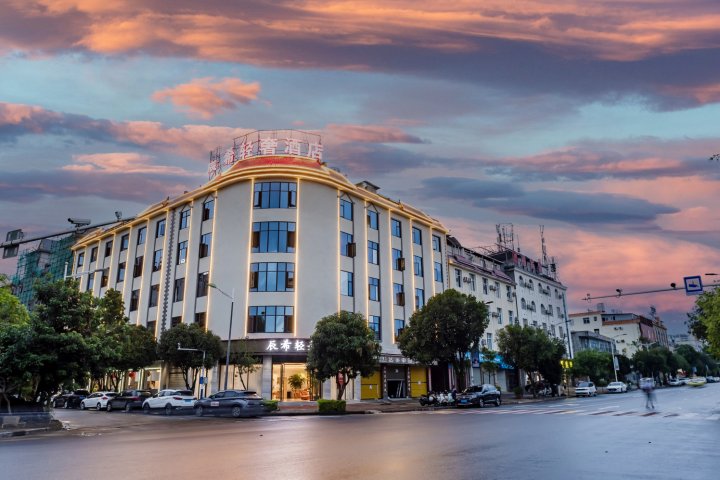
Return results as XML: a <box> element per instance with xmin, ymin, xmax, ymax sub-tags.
<box><xmin>72</xmin><ymin>152</ymin><xmax>448</xmax><ymax>401</ymax></box>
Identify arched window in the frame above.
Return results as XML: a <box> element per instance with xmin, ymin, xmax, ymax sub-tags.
<box><xmin>521</xmin><ymin>298</ymin><xmax>526</xmax><ymax>310</ymax></box>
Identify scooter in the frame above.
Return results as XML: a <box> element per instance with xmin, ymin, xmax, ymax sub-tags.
<box><xmin>419</xmin><ymin>391</ymin><xmax>438</xmax><ymax>406</ymax></box>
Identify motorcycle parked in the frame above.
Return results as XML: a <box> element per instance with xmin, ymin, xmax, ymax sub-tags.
<box><xmin>419</xmin><ymin>391</ymin><xmax>438</xmax><ymax>406</ymax></box>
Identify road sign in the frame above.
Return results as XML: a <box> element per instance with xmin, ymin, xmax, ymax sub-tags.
<box><xmin>684</xmin><ymin>275</ymin><xmax>703</xmax><ymax>296</ymax></box>
<box><xmin>613</xmin><ymin>356</ymin><xmax>619</xmax><ymax>371</ymax></box>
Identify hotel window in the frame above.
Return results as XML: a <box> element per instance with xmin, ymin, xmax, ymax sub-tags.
<box><xmin>340</xmin><ymin>232</ymin><xmax>355</xmax><ymax>257</ymax></box>
<box><xmin>194</xmin><ymin>312</ymin><xmax>206</xmax><ymax>329</ymax></box>
<box><xmin>248</xmin><ymin>306</ymin><xmax>294</xmax><ymax>333</ymax></box>
<box><xmin>394</xmin><ymin>319</ymin><xmax>405</xmax><ymax>339</ymax></box>
<box><xmin>133</xmin><ymin>256</ymin><xmax>143</xmax><ymax>278</ymax></box>
<box><xmin>368</xmin><ymin>241</ymin><xmax>379</xmax><ymax>265</ymax></box>
<box><xmin>100</xmin><ymin>269</ymin><xmax>108</xmax><ymax>288</ymax></box>
<box><xmin>202</xmin><ymin>198</ymin><xmax>214</xmax><ymax>221</ymax></box>
<box><xmin>415</xmin><ymin>288</ymin><xmax>425</xmax><ymax>309</ymax></box>
<box><xmin>199</xmin><ymin>233</ymin><xmax>212</xmax><ymax>258</ymax></box>
<box><xmin>197</xmin><ymin>272</ymin><xmax>209</xmax><ymax>297</ymax></box>
<box><xmin>550</xmin><ymin>325</ymin><xmax>556</xmax><ymax>336</ymax></box>
<box><xmin>497</xmin><ymin>308</ymin><xmax>503</xmax><ymax>325</ymax></box>
<box><xmin>90</xmin><ymin>247</ymin><xmax>98</xmax><ymax>263</ymax></box>
<box><xmin>391</xmin><ymin>219</ymin><xmax>402</xmax><ymax>237</ymax></box>
<box><xmin>486</xmin><ymin>333</ymin><xmax>493</xmax><ymax>350</ymax></box>
<box><xmin>156</xmin><ymin>219</ymin><xmax>166</xmax><ymax>238</ymax></box>
<box><xmin>432</xmin><ymin>235</ymin><xmax>441</xmax><ymax>253</ymax></box>
<box><xmin>171</xmin><ymin>316</ymin><xmax>182</xmax><ymax>328</ymax></box>
<box><xmin>469</xmin><ymin>273</ymin><xmax>476</xmax><ymax>291</ymax></box>
<box><xmin>367</xmin><ymin>209</ymin><xmax>379</xmax><ymax>230</ymax></box>
<box><xmin>558</xmin><ymin>326</ymin><xmax>563</xmax><ymax>338</ymax></box>
<box><xmin>412</xmin><ymin>227</ymin><xmax>422</xmax><ymax>245</ymax></box>
<box><xmin>493</xmin><ymin>282</ymin><xmax>499</xmax><ymax>298</ymax></box>
<box><xmin>369</xmin><ymin>277</ymin><xmax>380</xmax><ymax>301</ymax></box>
<box><xmin>509</xmin><ymin>310</ymin><xmax>515</xmax><ymax>325</ymax></box>
<box><xmin>341</xmin><ymin>271</ymin><xmax>354</xmax><ymax>297</ymax></box>
<box><xmin>147</xmin><ymin>321</ymin><xmax>157</xmax><ymax>336</ymax></box>
<box><xmin>506</xmin><ymin>285</ymin><xmax>513</xmax><ymax>301</ymax></box>
<box><xmin>177</xmin><ymin>241</ymin><xmax>188</xmax><ymax>264</ymax></box>
<box><xmin>483</xmin><ymin>278</ymin><xmax>488</xmax><ymax>294</ymax></box>
<box><xmin>394</xmin><ymin>283</ymin><xmax>405</xmax><ymax>306</ymax></box>
<box><xmin>117</xmin><ymin>262</ymin><xmax>126</xmax><ymax>282</ymax></box>
<box><xmin>129</xmin><ymin>289</ymin><xmax>139</xmax><ymax>311</ymax></box>
<box><xmin>173</xmin><ymin>278</ymin><xmax>185</xmax><ymax>302</ymax></box>
<box><xmin>521</xmin><ymin>298</ymin><xmax>526</xmax><ymax>310</ymax></box>
<box><xmin>523</xmin><ymin>318</ymin><xmax>529</xmax><ymax>326</ymax></box>
<box><xmin>392</xmin><ymin>248</ymin><xmax>404</xmax><ymax>271</ymax></box>
<box><xmin>368</xmin><ymin>315</ymin><xmax>381</xmax><ymax>340</ymax></box>
<box><xmin>253</xmin><ymin>181</ymin><xmax>297</xmax><ymax>209</ymax></box>
<box><xmin>152</xmin><ymin>249</ymin><xmax>162</xmax><ymax>272</ymax></box>
<box><xmin>105</xmin><ymin>240</ymin><xmax>113</xmax><ymax>257</ymax></box>
<box><xmin>340</xmin><ymin>198</ymin><xmax>353</xmax><ymax>220</ymax></box>
<box><xmin>583</xmin><ymin>317</ymin><xmax>590</xmax><ymax>324</ymax></box>
<box><xmin>434</xmin><ymin>262</ymin><xmax>443</xmax><ymax>282</ymax></box>
<box><xmin>413</xmin><ymin>255</ymin><xmax>423</xmax><ymax>277</ymax></box>
<box><xmin>179</xmin><ymin>209</ymin><xmax>190</xmax><ymax>230</ymax></box>
<box><xmin>250</xmin><ymin>262</ymin><xmax>295</xmax><ymax>292</ymax></box>
<box><xmin>557</xmin><ymin>307</ymin><xmax>562</xmax><ymax>318</ymax></box>
<box><xmin>252</xmin><ymin>221</ymin><xmax>296</xmax><ymax>253</ymax></box>
<box><xmin>137</xmin><ymin>227</ymin><xmax>146</xmax><ymax>246</ymax></box>
<box><xmin>76</xmin><ymin>252</ymin><xmax>85</xmax><ymax>268</ymax></box>
<box><xmin>120</xmin><ymin>234</ymin><xmax>129</xmax><ymax>251</ymax></box>
<box><xmin>86</xmin><ymin>272</ymin><xmax>95</xmax><ymax>292</ymax></box>
<box><xmin>149</xmin><ymin>284</ymin><xmax>159</xmax><ymax>308</ymax></box>
<box><xmin>455</xmin><ymin>268</ymin><xmax>461</xmax><ymax>288</ymax></box>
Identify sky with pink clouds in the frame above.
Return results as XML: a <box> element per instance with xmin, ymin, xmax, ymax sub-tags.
<box><xmin>2</xmin><ymin>1</ymin><xmax>720</xmax><ymax>333</ymax></box>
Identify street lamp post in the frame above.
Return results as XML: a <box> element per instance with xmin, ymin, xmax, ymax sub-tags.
<box><xmin>209</xmin><ymin>283</ymin><xmax>235</xmax><ymax>391</ymax></box>
<box><xmin>177</xmin><ymin>344</ymin><xmax>207</xmax><ymax>398</ymax></box>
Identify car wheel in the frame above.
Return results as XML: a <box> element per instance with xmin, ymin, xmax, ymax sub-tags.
<box><xmin>495</xmin><ymin>397</ymin><xmax>501</xmax><ymax>407</ymax></box>
<box><xmin>143</xmin><ymin>403</ymin><xmax>151</xmax><ymax>414</ymax></box>
<box><xmin>195</xmin><ymin>406</ymin><xmax>204</xmax><ymax>417</ymax></box>
<box><xmin>80</xmin><ymin>402</ymin><xmax>86</xmax><ymax>410</ymax></box>
<box><xmin>64</xmin><ymin>400</ymin><xmax>69</xmax><ymax>409</ymax></box>
<box><xmin>478</xmin><ymin>400</ymin><xmax>485</xmax><ymax>408</ymax></box>
<box><xmin>96</xmin><ymin>402</ymin><xmax>102</xmax><ymax>411</ymax></box>
<box><xmin>106</xmin><ymin>403</ymin><xmax>113</xmax><ymax>412</ymax></box>
<box><xmin>124</xmin><ymin>403</ymin><xmax>132</xmax><ymax>413</ymax></box>
<box><xmin>164</xmin><ymin>404</ymin><xmax>173</xmax><ymax>416</ymax></box>
<box><xmin>231</xmin><ymin>405</ymin><xmax>243</xmax><ymax>418</ymax></box>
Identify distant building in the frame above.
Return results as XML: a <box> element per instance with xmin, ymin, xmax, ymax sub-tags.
<box><xmin>570</xmin><ymin>330</ymin><xmax>614</xmax><ymax>355</ymax></box>
<box><xmin>669</xmin><ymin>333</ymin><xmax>705</xmax><ymax>352</ymax></box>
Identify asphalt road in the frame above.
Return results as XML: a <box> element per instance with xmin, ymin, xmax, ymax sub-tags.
<box><xmin>2</xmin><ymin>384</ymin><xmax>719</xmax><ymax>480</ymax></box>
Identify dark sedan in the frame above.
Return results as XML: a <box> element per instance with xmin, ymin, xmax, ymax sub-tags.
<box><xmin>456</xmin><ymin>384</ymin><xmax>502</xmax><ymax>408</ymax></box>
<box><xmin>106</xmin><ymin>389</ymin><xmax>153</xmax><ymax>412</ymax></box>
<box><xmin>194</xmin><ymin>390</ymin><xmax>264</xmax><ymax>418</ymax></box>
<box><xmin>52</xmin><ymin>389</ymin><xmax>90</xmax><ymax>409</ymax></box>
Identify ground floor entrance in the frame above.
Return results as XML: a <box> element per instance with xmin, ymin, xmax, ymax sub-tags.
<box><xmin>271</xmin><ymin>362</ymin><xmax>321</xmax><ymax>401</ymax></box>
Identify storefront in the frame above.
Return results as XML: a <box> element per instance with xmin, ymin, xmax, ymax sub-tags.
<box><xmin>379</xmin><ymin>354</ymin><xmax>427</xmax><ymax>399</ymax></box>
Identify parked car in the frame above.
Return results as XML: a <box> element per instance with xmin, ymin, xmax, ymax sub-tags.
<box><xmin>106</xmin><ymin>389</ymin><xmax>153</xmax><ymax>412</ymax></box>
<box><xmin>705</xmin><ymin>376</ymin><xmax>718</xmax><ymax>383</ymax></box>
<box><xmin>142</xmin><ymin>389</ymin><xmax>196</xmax><ymax>415</ymax></box>
<box><xmin>667</xmin><ymin>378</ymin><xmax>683</xmax><ymax>387</ymax></box>
<box><xmin>194</xmin><ymin>390</ymin><xmax>264</xmax><ymax>418</ymax></box>
<box><xmin>575</xmin><ymin>381</ymin><xmax>597</xmax><ymax>397</ymax></box>
<box><xmin>80</xmin><ymin>391</ymin><xmax>118</xmax><ymax>410</ymax></box>
<box><xmin>687</xmin><ymin>377</ymin><xmax>707</xmax><ymax>387</ymax></box>
<box><xmin>456</xmin><ymin>384</ymin><xmax>502</xmax><ymax>407</ymax></box>
<box><xmin>52</xmin><ymin>389</ymin><xmax>90</xmax><ymax>409</ymax></box>
<box><xmin>606</xmin><ymin>381</ymin><xmax>627</xmax><ymax>393</ymax></box>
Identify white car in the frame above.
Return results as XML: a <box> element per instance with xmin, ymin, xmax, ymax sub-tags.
<box><xmin>606</xmin><ymin>381</ymin><xmax>627</xmax><ymax>393</ymax></box>
<box><xmin>142</xmin><ymin>389</ymin><xmax>196</xmax><ymax>415</ymax></box>
<box><xmin>667</xmin><ymin>378</ymin><xmax>683</xmax><ymax>387</ymax></box>
<box><xmin>575</xmin><ymin>381</ymin><xmax>597</xmax><ymax>397</ymax></box>
<box><xmin>79</xmin><ymin>392</ymin><xmax>118</xmax><ymax>410</ymax></box>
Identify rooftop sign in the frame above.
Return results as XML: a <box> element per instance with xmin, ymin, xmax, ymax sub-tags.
<box><xmin>208</xmin><ymin>129</ymin><xmax>323</xmax><ymax>179</ymax></box>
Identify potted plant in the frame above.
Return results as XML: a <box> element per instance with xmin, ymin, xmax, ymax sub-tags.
<box><xmin>288</xmin><ymin>373</ymin><xmax>305</xmax><ymax>399</ymax></box>
<box><xmin>513</xmin><ymin>386</ymin><xmax>524</xmax><ymax>399</ymax></box>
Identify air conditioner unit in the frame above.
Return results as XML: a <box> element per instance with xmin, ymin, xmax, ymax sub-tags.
<box><xmin>491</xmin><ymin>313</ymin><xmax>499</xmax><ymax>318</ymax></box>
<box><xmin>488</xmin><ymin>285</ymin><xmax>496</xmax><ymax>291</ymax></box>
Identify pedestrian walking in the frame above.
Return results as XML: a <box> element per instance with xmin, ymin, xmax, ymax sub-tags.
<box><xmin>641</xmin><ymin>379</ymin><xmax>655</xmax><ymax>409</ymax></box>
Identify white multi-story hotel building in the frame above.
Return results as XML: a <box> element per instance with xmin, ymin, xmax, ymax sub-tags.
<box><xmin>71</xmin><ymin>131</ymin><xmax>447</xmax><ymax>401</ymax></box>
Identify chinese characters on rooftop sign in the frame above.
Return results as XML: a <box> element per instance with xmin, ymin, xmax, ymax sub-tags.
<box><xmin>208</xmin><ymin>129</ymin><xmax>323</xmax><ymax>179</ymax></box>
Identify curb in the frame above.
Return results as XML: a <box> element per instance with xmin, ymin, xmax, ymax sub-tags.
<box><xmin>0</xmin><ymin>426</ymin><xmax>54</xmax><ymax>438</ymax></box>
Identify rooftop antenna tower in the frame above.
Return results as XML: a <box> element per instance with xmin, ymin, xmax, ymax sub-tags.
<box><xmin>540</xmin><ymin>225</ymin><xmax>558</xmax><ymax>279</ymax></box>
<box><xmin>496</xmin><ymin>223</ymin><xmax>516</xmax><ymax>252</ymax></box>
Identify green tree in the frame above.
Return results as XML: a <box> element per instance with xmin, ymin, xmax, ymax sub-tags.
<box><xmin>157</xmin><ymin>323</ymin><xmax>223</xmax><ymax>390</ymax></box>
<box><xmin>0</xmin><ymin>288</ymin><xmax>30</xmax><ymax>325</ymax></box>
<box><xmin>496</xmin><ymin>324</ymin><xmax>565</xmax><ymax>396</ymax></box>
<box><xmin>307</xmin><ymin>311</ymin><xmax>381</xmax><ymax>400</ymax></box>
<box><xmin>571</xmin><ymin>350</ymin><xmax>612</xmax><ymax>384</ymax></box>
<box><xmin>230</xmin><ymin>338</ymin><xmax>260</xmax><ymax>390</ymax></box>
<box><xmin>632</xmin><ymin>348</ymin><xmax>667</xmax><ymax>378</ymax></box>
<box><xmin>0</xmin><ymin>322</ymin><xmax>44</xmax><ymax>412</ymax></box>
<box><xmin>397</xmin><ymin>289</ymin><xmax>488</xmax><ymax>388</ymax></box>
<box><xmin>693</xmin><ymin>288</ymin><xmax>720</xmax><ymax>356</ymax></box>
<box><xmin>479</xmin><ymin>347</ymin><xmax>501</xmax><ymax>386</ymax></box>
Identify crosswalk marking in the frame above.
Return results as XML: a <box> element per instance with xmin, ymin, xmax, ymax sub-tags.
<box><xmin>405</xmin><ymin>407</ymin><xmax>719</xmax><ymax>421</ymax></box>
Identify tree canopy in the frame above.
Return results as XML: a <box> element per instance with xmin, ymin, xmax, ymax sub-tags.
<box><xmin>397</xmin><ymin>289</ymin><xmax>489</xmax><ymax>388</ymax></box>
<box><xmin>571</xmin><ymin>350</ymin><xmax>612</xmax><ymax>384</ymax></box>
<box><xmin>306</xmin><ymin>311</ymin><xmax>381</xmax><ymax>400</ymax></box>
<box><xmin>157</xmin><ymin>323</ymin><xmax>223</xmax><ymax>390</ymax></box>
<box><xmin>692</xmin><ymin>288</ymin><xmax>720</xmax><ymax>357</ymax></box>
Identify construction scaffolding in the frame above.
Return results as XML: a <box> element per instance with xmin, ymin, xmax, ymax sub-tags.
<box><xmin>11</xmin><ymin>234</ymin><xmax>78</xmax><ymax>310</ymax></box>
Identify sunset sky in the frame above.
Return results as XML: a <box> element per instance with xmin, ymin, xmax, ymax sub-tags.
<box><xmin>2</xmin><ymin>1</ymin><xmax>719</xmax><ymax>333</ymax></box>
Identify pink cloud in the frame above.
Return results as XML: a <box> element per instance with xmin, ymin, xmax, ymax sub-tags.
<box><xmin>62</xmin><ymin>152</ymin><xmax>195</xmax><ymax>176</ymax></box>
<box><xmin>152</xmin><ymin>77</ymin><xmax>261</xmax><ymax>118</ymax></box>
<box><xmin>323</xmin><ymin>124</ymin><xmax>425</xmax><ymax>145</ymax></box>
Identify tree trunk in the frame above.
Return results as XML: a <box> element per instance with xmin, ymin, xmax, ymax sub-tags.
<box><xmin>336</xmin><ymin>373</ymin><xmax>348</xmax><ymax>400</ymax></box>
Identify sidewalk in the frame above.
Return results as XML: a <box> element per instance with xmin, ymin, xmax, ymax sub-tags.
<box><xmin>274</xmin><ymin>392</ymin><xmax>568</xmax><ymax>415</ymax></box>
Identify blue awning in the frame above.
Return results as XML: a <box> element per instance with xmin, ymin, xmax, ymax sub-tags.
<box><xmin>471</xmin><ymin>352</ymin><xmax>513</xmax><ymax>370</ymax></box>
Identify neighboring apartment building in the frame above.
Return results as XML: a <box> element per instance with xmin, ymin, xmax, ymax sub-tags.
<box><xmin>569</xmin><ymin>309</ymin><xmax>670</xmax><ymax>357</ymax></box>
<box><xmin>71</xmin><ymin>130</ymin><xmax>447</xmax><ymax>402</ymax></box>
<box><xmin>445</xmin><ymin>236</ymin><xmax>517</xmax><ymax>390</ymax></box>
<box><xmin>669</xmin><ymin>333</ymin><xmax>705</xmax><ymax>352</ymax></box>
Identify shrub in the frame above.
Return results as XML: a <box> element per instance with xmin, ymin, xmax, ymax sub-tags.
<box><xmin>317</xmin><ymin>399</ymin><xmax>346</xmax><ymax>414</ymax></box>
<box><xmin>513</xmin><ymin>386</ymin><xmax>524</xmax><ymax>397</ymax></box>
<box><xmin>262</xmin><ymin>400</ymin><xmax>279</xmax><ymax>412</ymax></box>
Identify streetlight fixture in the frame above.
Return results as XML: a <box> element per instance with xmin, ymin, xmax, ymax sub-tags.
<box><xmin>177</xmin><ymin>343</ymin><xmax>207</xmax><ymax>398</ymax></box>
<box><xmin>209</xmin><ymin>282</ymin><xmax>235</xmax><ymax>391</ymax></box>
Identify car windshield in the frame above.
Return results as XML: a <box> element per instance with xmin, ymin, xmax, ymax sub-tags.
<box><xmin>578</xmin><ymin>382</ymin><xmax>591</xmax><ymax>387</ymax></box>
<box><xmin>609</xmin><ymin>382</ymin><xmax>622</xmax><ymax>386</ymax></box>
<box><xmin>176</xmin><ymin>390</ymin><xmax>193</xmax><ymax>396</ymax></box>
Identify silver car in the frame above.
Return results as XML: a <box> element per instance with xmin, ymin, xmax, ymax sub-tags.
<box><xmin>575</xmin><ymin>381</ymin><xmax>597</xmax><ymax>397</ymax></box>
